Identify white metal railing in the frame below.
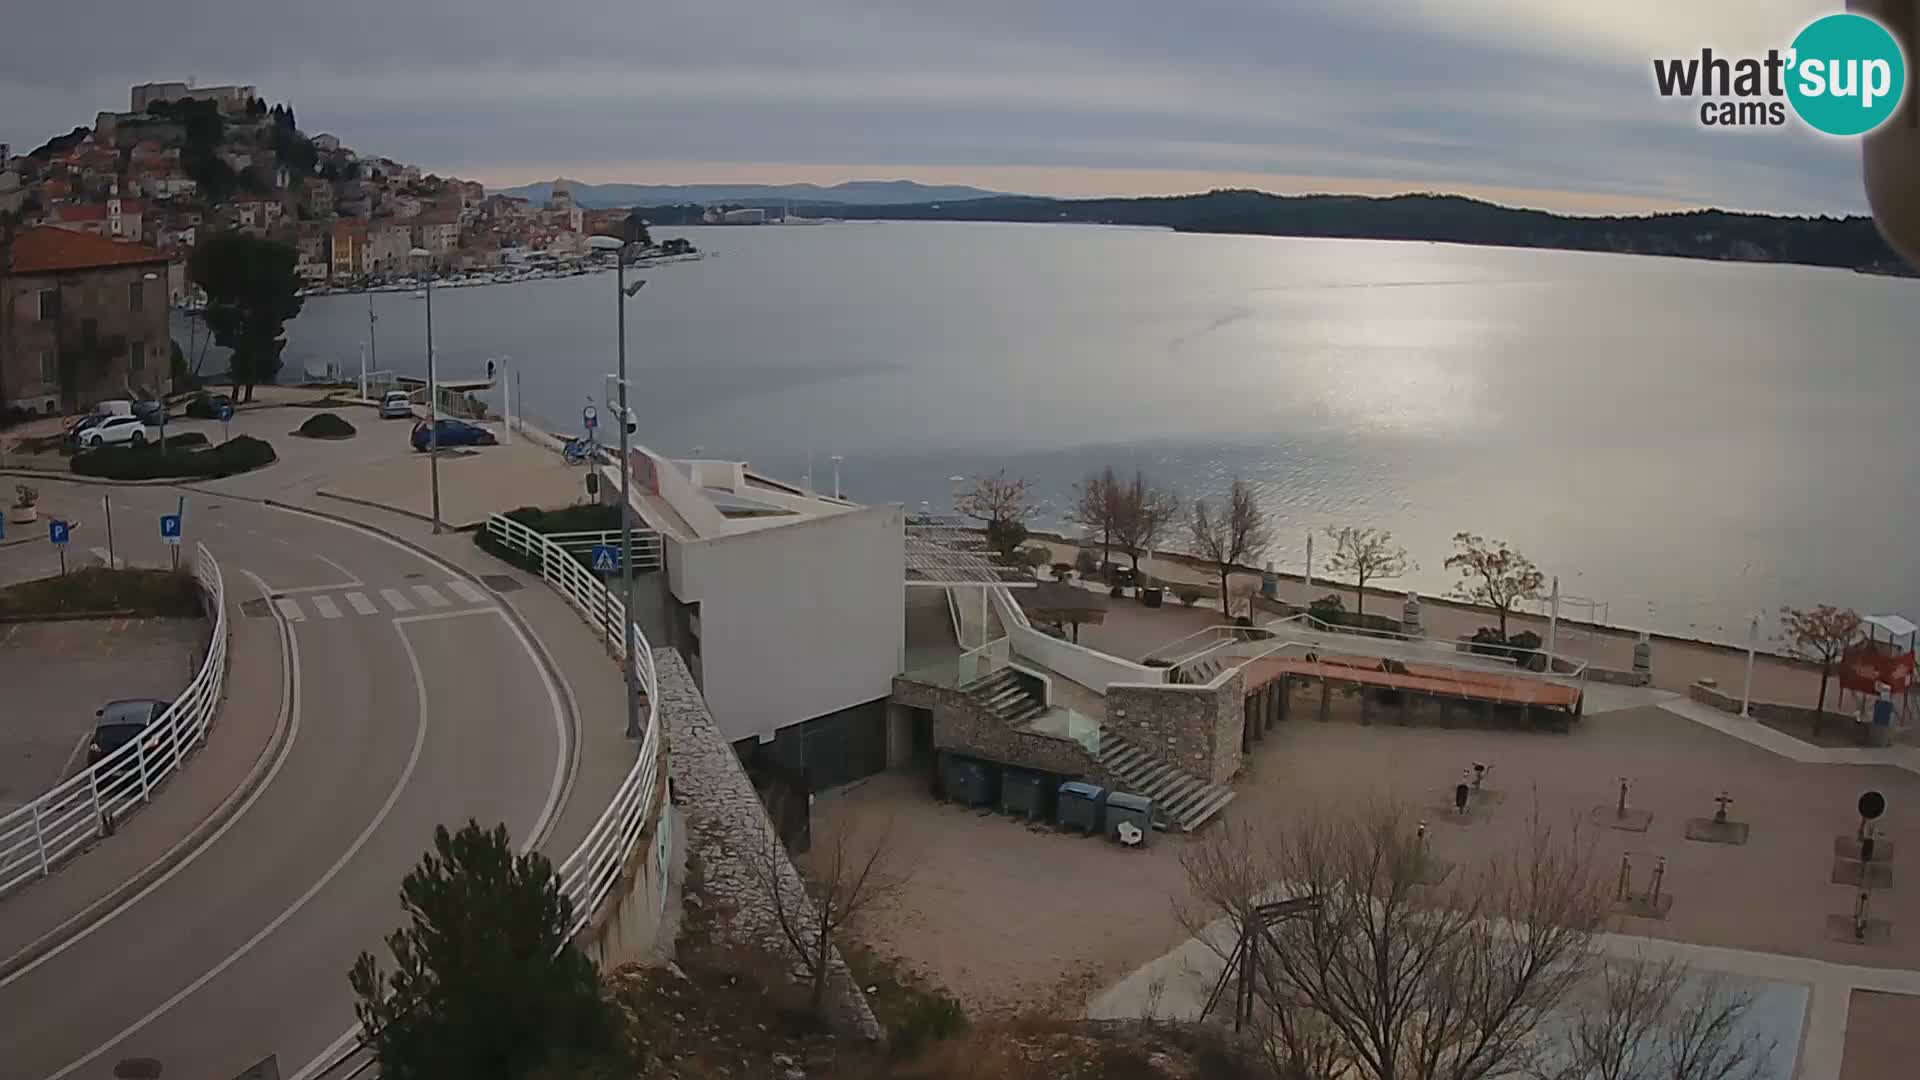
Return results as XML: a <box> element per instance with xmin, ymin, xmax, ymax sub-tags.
<box><xmin>541</xmin><ymin>528</ymin><xmax>665</xmax><ymax>572</ymax></box>
<box><xmin>0</xmin><ymin>542</ymin><xmax>228</xmax><ymax>898</ymax></box>
<box><xmin>481</xmin><ymin>512</ymin><xmax>665</xmax><ymax>936</ymax></box>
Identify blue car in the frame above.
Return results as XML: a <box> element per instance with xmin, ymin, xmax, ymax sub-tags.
<box><xmin>411</xmin><ymin>418</ymin><xmax>498</xmax><ymax>451</ymax></box>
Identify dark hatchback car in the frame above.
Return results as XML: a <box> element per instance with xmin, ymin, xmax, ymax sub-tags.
<box><xmin>184</xmin><ymin>392</ymin><xmax>234</xmax><ymax>419</ymax></box>
<box><xmin>89</xmin><ymin>698</ymin><xmax>173</xmax><ymax>766</ymax></box>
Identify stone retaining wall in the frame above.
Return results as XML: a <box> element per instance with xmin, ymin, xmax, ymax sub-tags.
<box><xmin>894</xmin><ymin>676</ymin><xmax>1106</xmax><ymax>781</ymax></box>
<box><xmin>660</xmin><ymin>650</ymin><xmax>881</xmax><ymax>1040</ymax></box>
<box><xmin>1688</xmin><ymin>679</ymin><xmax>1856</xmax><ymax>734</ymax></box>
<box><xmin>1106</xmin><ymin>668</ymin><xmax>1245</xmax><ymax>786</ymax></box>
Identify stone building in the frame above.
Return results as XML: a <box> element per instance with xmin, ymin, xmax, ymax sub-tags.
<box><xmin>1</xmin><ymin>226</ymin><xmax>172</xmax><ymax>414</ymax></box>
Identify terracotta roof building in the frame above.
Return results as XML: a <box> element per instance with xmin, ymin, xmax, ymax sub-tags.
<box><xmin>3</xmin><ymin>226</ymin><xmax>173</xmax><ymax>414</ymax></box>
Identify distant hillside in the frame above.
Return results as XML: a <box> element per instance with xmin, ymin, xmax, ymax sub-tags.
<box><xmin>500</xmin><ymin>178</ymin><xmax>1008</xmax><ymax>209</ymax></box>
<box><xmin>809</xmin><ymin>190</ymin><xmax>1913</xmax><ymax>275</ymax></box>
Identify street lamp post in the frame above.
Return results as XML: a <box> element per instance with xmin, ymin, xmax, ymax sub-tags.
<box><xmin>589</xmin><ymin>233</ymin><xmax>647</xmax><ymax>739</ymax></box>
<box><xmin>410</xmin><ymin>248</ymin><xmax>442</xmax><ymax>533</ymax></box>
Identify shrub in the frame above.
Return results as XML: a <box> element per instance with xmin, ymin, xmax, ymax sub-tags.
<box><xmin>1174</xmin><ymin>585</ymin><xmax>1206</xmax><ymax>606</ymax></box>
<box><xmin>985</xmin><ymin>518</ymin><xmax>1028</xmax><ymax>562</ymax></box>
<box><xmin>1308</xmin><ymin>593</ymin><xmax>1347</xmax><ymax>623</ymax></box>
<box><xmin>71</xmin><ymin>435</ymin><xmax>277</xmax><ymax>481</ymax></box>
<box><xmin>1074</xmin><ymin>549</ymin><xmax>1099</xmax><ymax>577</ymax></box>
<box><xmin>1050</xmin><ymin>561</ymin><xmax>1074</xmax><ymax>581</ymax></box>
<box><xmin>13</xmin><ymin>484</ymin><xmax>37</xmax><ymax>509</ymax></box>
<box><xmin>891</xmin><ymin>994</ymin><xmax>968</xmax><ymax>1058</ymax></box>
<box><xmin>157</xmin><ymin>431</ymin><xmax>211</xmax><ymax>449</ymax></box>
<box><xmin>295</xmin><ymin>411</ymin><xmax>357</xmax><ymax>439</ymax></box>
<box><xmin>0</xmin><ymin>567</ymin><xmax>203</xmax><ymax>618</ymax></box>
<box><xmin>1020</xmin><ymin>546</ymin><xmax>1051</xmax><ymax>573</ymax></box>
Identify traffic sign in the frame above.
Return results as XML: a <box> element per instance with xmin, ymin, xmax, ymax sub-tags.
<box><xmin>160</xmin><ymin>513</ymin><xmax>182</xmax><ymax>545</ymax></box>
<box><xmin>583</xmin><ymin>405</ymin><xmax>599</xmax><ymax>431</ymax></box>
<box><xmin>48</xmin><ymin>520</ymin><xmax>70</xmax><ymax>546</ymax></box>
<box><xmin>590</xmin><ymin>544</ymin><xmax>618</xmax><ymax>573</ymax></box>
<box><xmin>217</xmin><ymin>403</ymin><xmax>235</xmax><ymax>422</ymax></box>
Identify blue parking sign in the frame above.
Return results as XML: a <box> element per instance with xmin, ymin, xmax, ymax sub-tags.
<box><xmin>49</xmin><ymin>520</ymin><xmax>70</xmax><ymax>546</ymax></box>
<box><xmin>590</xmin><ymin>544</ymin><xmax>618</xmax><ymax>573</ymax></box>
<box><xmin>160</xmin><ymin>514</ymin><xmax>183</xmax><ymax>545</ymax></box>
<box><xmin>217</xmin><ymin>403</ymin><xmax>235</xmax><ymax>422</ymax></box>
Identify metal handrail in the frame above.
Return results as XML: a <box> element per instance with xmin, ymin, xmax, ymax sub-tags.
<box><xmin>0</xmin><ymin>542</ymin><xmax>228</xmax><ymax>898</ymax></box>
<box><xmin>481</xmin><ymin>512</ymin><xmax>665</xmax><ymax>936</ymax></box>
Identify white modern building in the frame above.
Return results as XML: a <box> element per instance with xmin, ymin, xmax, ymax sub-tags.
<box><xmin>600</xmin><ymin>445</ymin><xmax>905</xmax><ymax>787</ymax></box>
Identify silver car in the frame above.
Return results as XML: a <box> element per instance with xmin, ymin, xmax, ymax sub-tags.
<box><xmin>379</xmin><ymin>391</ymin><xmax>414</xmax><ymax>419</ymax></box>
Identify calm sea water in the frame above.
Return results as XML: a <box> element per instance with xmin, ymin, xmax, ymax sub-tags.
<box><xmin>275</xmin><ymin>221</ymin><xmax>1920</xmax><ymax>643</ymax></box>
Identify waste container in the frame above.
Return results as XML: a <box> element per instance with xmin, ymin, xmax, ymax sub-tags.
<box><xmin>1105</xmin><ymin>791</ymin><xmax>1154</xmax><ymax>846</ymax></box>
<box><xmin>1001</xmin><ymin>768</ymin><xmax>1048</xmax><ymax>821</ymax></box>
<box><xmin>1141</xmin><ymin>586</ymin><xmax>1164</xmax><ymax>608</ymax></box>
<box><xmin>1057</xmin><ymin>781</ymin><xmax>1106</xmax><ymax>834</ymax></box>
<box><xmin>944</xmin><ymin>754</ymin><xmax>997</xmax><ymax>808</ymax></box>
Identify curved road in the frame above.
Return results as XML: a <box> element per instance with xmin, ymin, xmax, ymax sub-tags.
<box><xmin>0</xmin><ymin>487</ymin><xmax>572</xmax><ymax>1079</ymax></box>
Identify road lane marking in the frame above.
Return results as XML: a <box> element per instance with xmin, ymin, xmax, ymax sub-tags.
<box><xmin>344</xmin><ymin>591</ymin><xmax>378</xmax><ymax>616</ymax></box>
<box><xmin>1</xmin><ymin>568</ymin><xmax>301</xmax><ymax>991</ymax></box>
<box><xmin>313</xmin><ymin>553</ymin><xmax>362</xmax><ymax>586</ymax></box>
<box><xmin>412</xmin><ymin>583</ymin><xmax>451</xmax><ymax>608</ymax></box>
<box><xmin>273</xmin><ymin>597</ymin><xmax>305</xmax><ymax>622</ymax></box>
<box><xmin>46</xmin><ymin>614</ymin><xmax>434</xmax><ymax>1080</ymax></box>
<box><xmin>310</xmin><ymin>595</ymin><xmax>341</xmax><ymax>620</ymax></box>
<box><xmin>445</xmin><ymin>578</ymin><xmax>487</xmax><ymax>604</ymax></box>
<box><xmin>379</xmin><ymin>588</ymin><xmax>414</xmax><ymax>612</ymax></box>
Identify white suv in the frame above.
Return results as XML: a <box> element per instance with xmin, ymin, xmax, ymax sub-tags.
<box><xmin>81</xmin><ymin>415</ymin><xmax>160</xmax><ymax>448</ymax></box>
<box><xmin>379</xmin><ymin>391</ymin><xmax>415</xmax><ymax>419</ymax></box>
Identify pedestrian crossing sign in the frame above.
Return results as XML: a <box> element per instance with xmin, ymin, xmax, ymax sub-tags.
<box><xmin>591</xmin><ymin>544</ymin><xmax>618</xmax><ymax>573</ymax></box>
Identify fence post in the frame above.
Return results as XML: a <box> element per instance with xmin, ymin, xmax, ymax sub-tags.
<box><xmin>136</xmin><ymin>724</ymin><xmax>152</xmax><ymax>802</ymax></box>
<box><xmin>169</xmin><ymin>701</ymin><xmax>185</xmax><ymax>772</ymax></box>
<box><xmin>89</xmin><ymin>764</ymin><xmax>108</xmax><ymax>837</ymax></box>
<box><xmin>30</xmin><ymin>801</ymin><xmax>50</xmax><ymax>878</ymax></box>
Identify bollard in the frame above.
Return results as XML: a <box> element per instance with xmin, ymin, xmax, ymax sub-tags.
<box><xmin>1617</xmin><ymin>777</ymin><xmax>1631</xmax><ymax>819</ymax></box>
<box><xmin>1649</xmin><ymin>856</ymin><xmax>1667</xmax><ymax>905</ymax></box>
<box><xmin>1714</xmin><ymin>791</ymin><xmax>1732</xmax><ymax>825</ymax></box>
<box><xmin>1617</xmin><ymin>853</ymin><xmax>1632</xmax><ymax>901</ymax></box>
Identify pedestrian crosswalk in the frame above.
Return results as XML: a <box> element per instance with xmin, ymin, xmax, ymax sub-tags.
<box><xmin>268</xmin><ymin>580</ymin><xmax>495</xmax><ymax>623</ymax></box>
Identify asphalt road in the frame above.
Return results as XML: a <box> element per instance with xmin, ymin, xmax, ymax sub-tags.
<box><xmin>0</xmin><ymin>482</ymin><xmax>571</xmax><ymax>1079</ymax></box>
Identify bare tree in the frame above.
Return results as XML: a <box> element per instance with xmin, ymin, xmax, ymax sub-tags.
<box><xmin>953</xmin><ymin>469</ymin><xmax>1033</xmax><ymax>527</ymax></box>
<box><xmin>954</xmin><ymin>469</ymin><xmax>1035</xmax><ymax>562</ymax></box>
<box><xmin>1324</xmin><ymin>526</ymin><xmax>1414</xmax><ymax>620</ymax></box>
<box><xmin>1537</xmin><ymin>954</ymin><xmax>1773</xmax><ymax>1080</ymax></box>
<box><xmin>1111</xmin><ymin>471</ymin><xmax>1180</xmax><ymax>580</ymax></box>
<box><xmin>1070</xmin><ymin>466</ymin><xmax>1121</xmax><ymax>569</ymax></box>
<box><xmin>1188</xmin><ymin>478</ymin><xmax>1272</xmax><ymax>619</ymax></box>
<box><xmin>1182</xmin><ymin>804</ymin><xmax>1631</xmax><ymax>1080</ymax></box>
<box><xmin>749</xmin><ymin>814</ymin><xmax>910</xmax><ymax>1015</ymax></box>
<box><xmin>1445</xmin><ymin>532</ymin><xmax>1545</xmax><ymax>640</ymax></box>
<box><xmin>1778</xmin><ymin>604</ymin><xmax>1863</xmax><ymax>731</ymax></box>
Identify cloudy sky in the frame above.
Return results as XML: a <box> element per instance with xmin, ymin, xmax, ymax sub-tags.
<box><xmin>0</xmin><ymin>0</ymin><xmax>1875</xmax><ymax>214</ymax></box>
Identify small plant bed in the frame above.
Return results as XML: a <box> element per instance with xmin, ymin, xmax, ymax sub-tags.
<box><xmin>293</xmin><ymin>412</ymin><xmax>357</xmax><ymax>439</ymax></box>
<box><xmin>71</xmin><ymin>435</ymin><xmax>277</xmax><ymax>481</ymax></box>
<box><xmin>1750</xmin><ymin>710</ymin><xmax>1884</xmax><ymax>750</ymax></box>
<box><xmin>0</xmin><ymin>567</ymin><xmax>203</xmax><ymax>620</ymax></box>
<box><xmin>473</xmin><ymin>504</ymin><xmax>625</xmax><ymax>575</ymax></box>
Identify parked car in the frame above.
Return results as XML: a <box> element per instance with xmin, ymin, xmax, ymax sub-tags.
<box><xmin>65</xmin><ymin>414</ymin><xmax>107</xmax><ymax>442</ymax></box>
<box><xmin>411</xmin><ymin>417</ymin><xmax>497</xmax><ymax>451</ymax></box>
<box><xmin>184</xmin><ymin>392</ymin><xmax>234</xmax><ymax>419</ymax></box>
<box><xmin>88</xmin><ymin>699</ymin><xmax>173</xmax><ymax>766</ymax></box>
<box><xmin>131</xmin><ymin>398</ymin><xmax>167</xmax><ymax>424</ymax></box>
<box><xmin>75</xmin><ymin>415</ymin><xmax>160</xmax><ymax>448</ymax></box>
<box><xmin>379</xmin><ymin>390</ymin><xmax>414</xmax><ymax>419</ymax></box>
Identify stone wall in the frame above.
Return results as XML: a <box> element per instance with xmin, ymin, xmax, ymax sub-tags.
<box><xmin>894</xmin><ymin>676</ymin><xmax>1104</xmax><ymax>780</ymax></box>
<box><xmin>1106</xmin><ymin>668</ymin><xmax>1246</xmax><ymax>786</ymax></box>
<box><xmin>576</xmin><ymin>800</ymin><xmax>681</xmax><ymax>972</ymax></box>
<box><xmin>1688</xmin><ymin>679</ymin><xmax>1860</xmax><ymax>735</ymax></box>
<box><xmin>660</xmin><ymin>650</ymin><xmax>881</xmax><ymax>1040</ymax></box>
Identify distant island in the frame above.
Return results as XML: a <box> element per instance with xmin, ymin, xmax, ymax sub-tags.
<box><xmin>500</xmin><ymin>178</ymin><xmax>1007</xmax><ymax>210</ymax></box>
<box><xmin>780</xmin><ymin>190</ymin><xmax>1914</xmax><ymax>276</ymax></box>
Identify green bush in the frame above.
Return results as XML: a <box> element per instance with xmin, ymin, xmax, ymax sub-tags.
<box><xmin>295</xmin><ymin>412</ymin><xmax>357</xmax><ymax>439</ymax></box>
<box><xmin>157</xmin><ymin>431</ymin><xmax>211</xmax><ymax>449</ymax></box>
<box><xmin>72</xmin><ymin>435</ymin><xmax>277</xmax><ymax>480</ymax></box>
<box><xmin>0</xmin><ymin>567</ymin><xmax>203</xmax><ymax>618</ymax></box>
<box><xmin>1174</xmin><ymin>584</ymin><xmax>1207</xmax><ymax>606</ymax></box>
<box><xmin>890</xmin><ymin>994</ymin><xmax>968</xmax><ymax>1058</ymax></box>
<box><xmin>1074</xmin><ymin>549</ymin><xmax>1099</xmax><ymax>577</ymax></box>
<box><xmin>1308</xmin><ymin>593</ymin><xmax>1347</xmax><ymax>622</ymax></box>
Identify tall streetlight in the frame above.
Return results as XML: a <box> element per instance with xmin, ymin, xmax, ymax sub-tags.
<box><xmin>588</xmin><ymin>232</ymin><xmax>647</xmax><ymax>738</ymax></box>
<box><xmin>409</xmin><ymin>248</ymin><xmax>442</xmax><ymax>533</ymax></box>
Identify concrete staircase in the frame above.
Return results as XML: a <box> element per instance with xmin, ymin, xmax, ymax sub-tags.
<box><xmin>964</xmin><ymin>668</ymin><xmax>1048</xmax><ymax>725</ymax></box>
<box><xmin>1096</xmin><ymin>733</ymin><xmax>1236</xmax><ymax>831</ymax></box>
<box><xmin>1172</xmin><ymin>654</ymin><xmax>1226</xmax><ymax>685</ymax></box>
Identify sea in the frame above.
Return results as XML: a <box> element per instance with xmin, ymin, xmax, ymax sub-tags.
<box><xmin>266</xmin><ymin>220</ymin><xmax>1920</xmax><ymax>645</ymax></box>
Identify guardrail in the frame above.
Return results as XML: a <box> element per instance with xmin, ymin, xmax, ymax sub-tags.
<box><xmin>0</xmin><ymin>542</ymin><xmax>228</xmax><ymax>898</ymax></box>
<box><xmin>541</xmin><ymin>528</ymin><xmax>665</xmax><ymax>573</ymax></box>
<box><xmin>480</xmin><ymin>512</ymin><xmax>665</xmax><ymax>935</ymax></box>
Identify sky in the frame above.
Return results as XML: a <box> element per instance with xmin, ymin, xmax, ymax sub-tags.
<box><xmin>0</xmin><ymin>0</ymin><xmax>1879</xmax><ymax>215</ymax></box>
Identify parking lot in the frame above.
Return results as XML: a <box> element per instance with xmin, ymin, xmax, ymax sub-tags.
<box><xmin>0</xmin><ymin>618</ymin><xmax>208</xmax><ymax>815</ymax></box>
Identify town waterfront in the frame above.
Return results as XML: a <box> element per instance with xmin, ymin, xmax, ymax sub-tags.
<box><xmin>277</xmin><ymin>220</ymin><xmax>1920</xmax><ymax>643</ymax></box>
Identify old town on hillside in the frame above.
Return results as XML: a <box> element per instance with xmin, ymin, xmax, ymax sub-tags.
<box><xmin>0</xmin><ymin>79</ymin><xmax>666</xmax><ymax>414</ymax></box>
